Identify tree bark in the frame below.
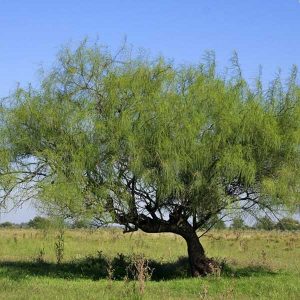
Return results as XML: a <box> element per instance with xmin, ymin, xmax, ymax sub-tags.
<box><xmin>132</xmin><ymin>214</ymin><xmax>216</xmax><ymax>277</ymax></box>
<box><xmin>183</xmin><ymin>231</ymin><xmax>216</xmax><ymax>277</ymax></box>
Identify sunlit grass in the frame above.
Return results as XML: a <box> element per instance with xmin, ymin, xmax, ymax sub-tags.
<box><xmin>0</xmin><ymin>228</ymin><xmax>299</xmax><ymax>299</ymax></box>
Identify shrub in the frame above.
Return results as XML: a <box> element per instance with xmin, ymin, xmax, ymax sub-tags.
<box><xmin>275</xmin><ymin>217</ymin><xmax>300</xmax><ymax>231</ymax></box>
<box><xmin>72</xmin><ymin>219</ymin><xmax>91</xmax><ymax>229</ymax></box>
<box><xmin>0</xmin><ymin>221</ymin><xmax>15</xmax><ymax>228</ymax></box>
<box><xmin>231</xmin><ymin>217</ymin><xmax>246</xmax><ymax>230</ymax></box>
<box><xmin>254</xmin><ymin>217</ymin><xmax>275</xmax><ymax>231</ymax></box>
<box><xmin>27</xmin><ymin>216</ymin><xmax>51</xmax><ymax>229</ymax></box>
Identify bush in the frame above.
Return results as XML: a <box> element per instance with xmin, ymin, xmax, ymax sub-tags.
<box><xmin>254</xmin><ymin>217</ymin><xmax>275</xmax><ymax>231</ymax></box>
<box><xmin>275</xmin><ymin>217</ymin><xmax>300</xmax><ymax>231</ymax></box>
<box><xmin>0</xmin><ymin>221</ymin><xmax>15</xmax><ymax>228</ymax></box>
<box><xmin>27</xmin><ymin>216</ymin><xmax>52</xmax><ymax>229</ymax></box>
<box><xmin>72</xmin><ymin>219</ymin><xmax>91</xmax><ymax>229</ymax></box>
<box><xmin>203</xmin><ymin>216</ymin><xmax>226</xmax><ymax>230</ymax></box>
<box><xmin>230</xmin><ymin>217</ymin><xmax>246</xmax><ymax>230</ymax></box>
<box><xmin>214</xmin><ymin>219</ymin><xmax>226</xmax><ymax>230</ymax></box>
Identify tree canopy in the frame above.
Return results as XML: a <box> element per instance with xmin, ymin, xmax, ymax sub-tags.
<box><xmin>0</xmin><ymin>41</ymin><xmax>299</xmax><ymax>276</ymax></box>
<box><xmin>27</xmin><ymin>216</ymin><xmax>52</xmax><ymax>230</ymax></box>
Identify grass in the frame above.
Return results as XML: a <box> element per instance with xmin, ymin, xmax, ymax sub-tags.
<box><xmin>0</xmin><ymin>228</ymin><xmax>299</xmax><ymax>299</ymax></box>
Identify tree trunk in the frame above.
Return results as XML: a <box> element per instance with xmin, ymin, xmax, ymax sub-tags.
<box><xmin>184</xmin><ymin>231</ymin><xmax>215</xmax><ymax>277</ymax></box>
<box><xmin>135</xmin><ymin>215</ymin><xmax>217</xmax><ymax>277</ymax></box>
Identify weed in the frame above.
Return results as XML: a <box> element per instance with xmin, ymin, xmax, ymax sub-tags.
<box><xmin>199</xmin><ymin>284</ymin><xmax>209</xmax><ymax>299</ymax></box>
<box><xmin>129</xmin><ymin>254</ymin><xmax>153</xmax><ymax>295</ymax></box>
<box><xmin>36</xmin><ymin>248</ymin><xmax>46</xmax><ymax>263</ymax></box>
<box><xmin>106</xmin><ymin>258</ymin><xmax>114</xmax><ymax>289</ymax></box>
<box><xmin>261</xmin><ymin>249</ymin><xmax>267</xmax><ymax>266</ymax></box>
<box><xmin>55</xmin><ymin>230</ymin><xmax>65</xmax><ymax>264</ymax></box>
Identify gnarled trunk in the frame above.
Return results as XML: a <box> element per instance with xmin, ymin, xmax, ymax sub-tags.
<box><xmin>183</xmin><ymin>231</ymin><xmax>215</xmax><ymax>277</ymax></box>
<box><xmin>136</xmin><ymin>215</ymin><xmax>216</xmax><ymax>277</ymax></box>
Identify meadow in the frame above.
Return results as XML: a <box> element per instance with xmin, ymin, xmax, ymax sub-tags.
<box><xmin>0</xmin><ymin>228</ymin><xmax>299</xmax><ymax>299</ymax></box>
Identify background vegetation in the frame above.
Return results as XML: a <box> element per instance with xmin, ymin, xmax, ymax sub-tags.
<box><xmin>0</xmin><ymin>227</ymin><xmax>299</xmax><ymax>299</ymax></box>
<box><xmin>3</xmin><ymin>215</ymin><xmax>300</xmax><ymax>231</ymax></box>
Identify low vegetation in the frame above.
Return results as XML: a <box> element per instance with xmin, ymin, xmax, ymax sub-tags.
<box><xmin>0</xmin><ymin>228</ymin><xmax>299</xmax><ymax>299</ymax></box>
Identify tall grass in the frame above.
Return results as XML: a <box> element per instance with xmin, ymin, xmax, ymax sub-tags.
<box><xmin>0</xmin><ymin>228</ymin><xmax>299</xmax><ymax>299</ymax></box>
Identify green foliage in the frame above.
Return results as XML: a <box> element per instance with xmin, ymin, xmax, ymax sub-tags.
<box><xmin>255</xmin><ymin>217</ymin><xmax>275</xmax><ymax>231</ymax></box>
<box><xmin>72</xmin><ymin>219</ymin><xmax>91</xmax><ymax>229</ymax></box>
<box><xmin>230</xmin><ymin>217</ymin><xmax>246</xmax><ymax>230</ymax></box>
<box><xmin>27</xmin><ymin>217</ymin><xmax>52</xmax><ymax>230</ymax></box>
<box><xmin>204</xmin><ymin>216</ymin><xmax>226</xmax><ymax>230</ymax></box>
<box><xmin>55</xmin><ymin>230</ymin><xmax>65</xmax><ymax>264</ymax></box>
<box><xmin>213</xmin><ymin>219</ymin><xmax>226</xmax><ymax>230</ymax></box>
<box><xmin>0</xmin><ymin>222</ymin><xmax>14</xmax><ymax>228</ymax></box>
<box><xmin>0</xmin><ymin>40</ymin><xmax>299</xmax><ymax>230</ymax></box>
<box><xmin>275</xmin><ymin>217</ymin><xmax>300</xmax><ymax>231</ymax></box>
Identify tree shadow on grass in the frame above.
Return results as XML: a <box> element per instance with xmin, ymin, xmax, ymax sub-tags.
<box><xmin>0</xmin><ymin>253</ymin><xmax>278</xmax><ymax>282</ymax></box>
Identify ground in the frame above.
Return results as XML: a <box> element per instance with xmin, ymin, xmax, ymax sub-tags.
<box><xmin>0</xmin><ymin>228</ymin><xmax>299</xmax><ymax>299</ymax></box>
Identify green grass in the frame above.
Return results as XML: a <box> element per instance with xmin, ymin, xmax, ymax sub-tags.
<box><xmin>0</xmin><ymin>228</ymin><xmax>299</xmax><ymax>299</ymax></box>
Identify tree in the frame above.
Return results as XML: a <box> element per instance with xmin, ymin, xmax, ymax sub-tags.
<box><xmin>72</xmin><ymin>218</ymin><xmax>91</xmax><ymax>229</ymax></box>
<box><xmin>275</xmin><ymin>217</ymin><xmax>300</xmax><ymax>231</ymax></box>
<box><xmin>231</xmin><ymin>217</ymin><xmax>246</xmax><ymax>230</ymax></box>
<box><xmin>27</xmin><ymin>216</ymin><xmax>51</xmax><ymax>229</ymax></box>
<box><xmin>0</xmin><ymin>221</ymin><xmax>14</xmax><ymax>228</ymax></box>
<box><xmin>254</xmin><ymin>216</ymin><xmax>275</xmax><ymax>231</ymax></box>
<box><xmin>213</xmin><ymin>218</ymin><xmax>226</xmax><ymax>230</ymax></box>
<box><xmin>0</xmin><ymin>41</ymin><xmax>299</xmax><ymax>276</ymax></box>
<box><xmin>203</xmin><ymin>215</ymin><xmax>226</xmax><ymax>230</ymax></box>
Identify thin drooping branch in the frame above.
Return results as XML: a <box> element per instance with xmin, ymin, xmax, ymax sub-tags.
<box><xmin>0</xmin><ymin>162</ymin><xmax>49</xmax><ymax>209</ymax></box>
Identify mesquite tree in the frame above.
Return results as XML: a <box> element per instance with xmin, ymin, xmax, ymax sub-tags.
<box><xmin>0</xmin><ymin>42</ymin><xmax>299</xmax><ymax>276</ymax></box>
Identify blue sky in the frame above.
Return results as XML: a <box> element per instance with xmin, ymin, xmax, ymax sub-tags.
<box><xmin>1</xmin><ymin>0</ymin><xmax>300</xmax><ymax>222</ymax></box>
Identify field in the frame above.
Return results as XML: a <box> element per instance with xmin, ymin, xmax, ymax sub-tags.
<box><xmin>0</xmin><ymin>228</ymin><xmax>299</xmax><ymax>299</ymax></box>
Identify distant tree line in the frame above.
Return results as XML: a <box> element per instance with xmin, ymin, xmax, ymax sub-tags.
<box><xmin>0</xmin><ymin>215</ymin><xmax>299</xmax><ymax>231</ymax></box>
<box><xmin>215</xmin><ymin>216</ymin><xmax>300</xmax><ymax>231</ymax></box>
<box><xmin>0</xmin><ymin>216</ymin><xmax>92</xmax><ymax>230</ymax></box>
